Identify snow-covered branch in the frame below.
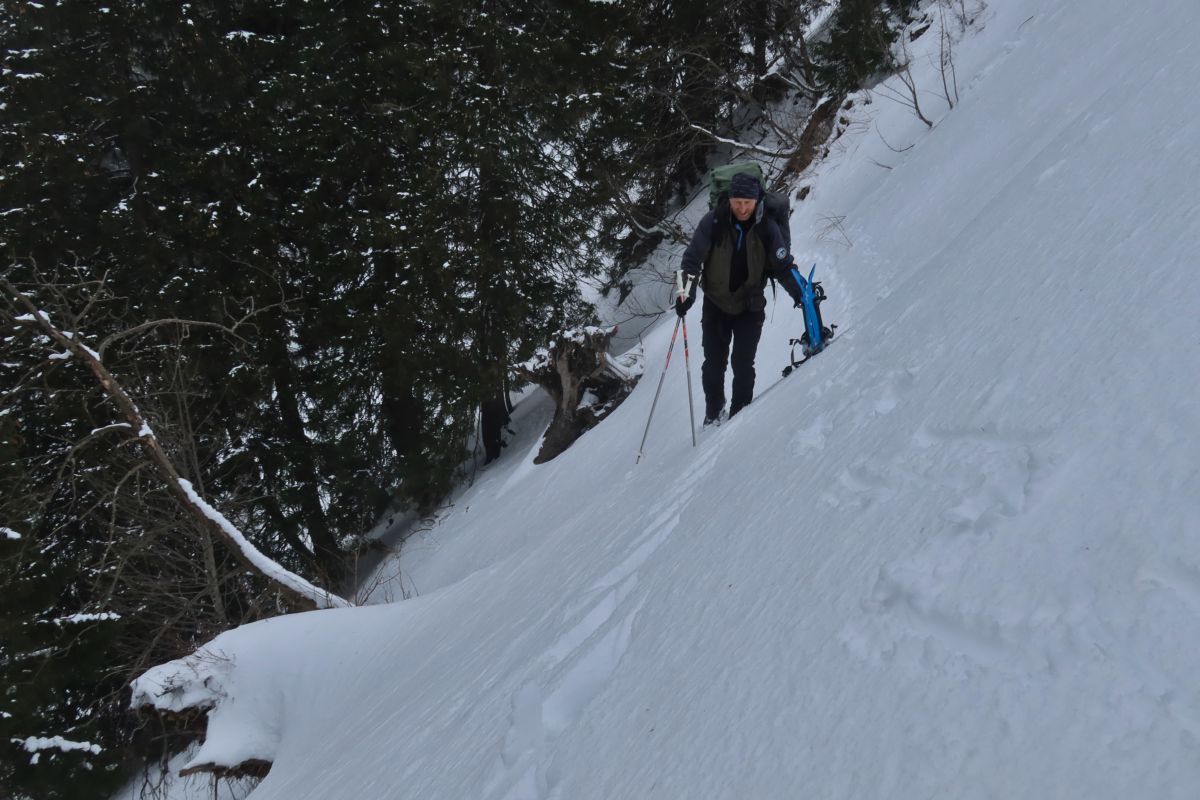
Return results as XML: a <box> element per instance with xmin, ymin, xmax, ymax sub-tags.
<box><xmin>688</xmin><ymin>124</ymin><xmax>796</xmax><ymax>158</ymax></box>
<box><xmin>12</xmin><ymin>736</ymin><xmax>102</xmax><ymax>764</ymax></box>
<box><xmin>2</xmin><ymin>277</ymin><xmax>350</xmax><ymax>611</ymax></box>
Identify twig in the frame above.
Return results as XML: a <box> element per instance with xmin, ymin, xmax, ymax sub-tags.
<box><xmin>687</xmin><ymin>124</ymin><xmax>796</xmax><ymax>158</ymax></box>
<box><xmin>875</xmin><ymin>124</ymin><xmax>914</xmax><ymax>153</ymax></box>
<box><xmin>98</xmin><ymin>318</ymin><xmax>249</xmax><ymax>360</ymax></box>
<box><xmin>816</xmin><ymin>214</ymin><xmax>853</xmax><ymax>249</ymax></box>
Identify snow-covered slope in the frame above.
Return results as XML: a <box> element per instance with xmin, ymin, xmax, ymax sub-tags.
<box><xmin>132</xmin><ymin>1</ymin><xmax>1200</xmax><ymax>797</ymax></box>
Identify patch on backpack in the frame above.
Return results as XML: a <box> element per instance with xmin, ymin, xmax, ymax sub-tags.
<box><xmin>775</xmin><ymin>247</ymin><xmax>786</xmax><ymax>261</ymax></box>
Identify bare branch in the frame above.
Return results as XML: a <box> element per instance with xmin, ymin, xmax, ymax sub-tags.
<box><xmin>875</xmin><ymin>67</ymin><xmax>935</xmax><ymax>128</ymax></box>
<box><xmin>875</xmin><ymin>124</ymin><xmax>915</xmax><ymax>153</ymax></box>
<box><xmin>816</xmin><ymin>214</ymin><xmax>853</xmax><ymax>249</ymax></box>
<box><xmin>98</xmin><ymin>318</ymin><xmax>248</xmax><ymax>361</ymax></box>
<box><xmin>2</xmin><ymin>276</ymin><xmax>351</xmax><ymax>611</ymax></box>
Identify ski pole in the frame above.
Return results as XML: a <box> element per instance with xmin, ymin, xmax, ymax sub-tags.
<box><xmin>681</xmin><ymin>318</ymin><xmax>696</xmax><ymax>446</ymax></box>
<box><xmin>678</xmin><ymin>273</ymin><xmax>697</xmax><ymax>448</ymax></box>
<box><xmin>635</xmin><ymin>316</ymin><xmax>682</xmax><ymax>464</ymax></box>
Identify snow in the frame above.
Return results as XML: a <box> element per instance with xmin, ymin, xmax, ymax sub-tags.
<box><xmin>131</xmin><ymin>2</ymin><xmax>1200</xmax><ymax>798</ymax></box>
<box><xmin>576</xmin><ymin>390</ymin><xmax>599</xmax><ymax>411</ymax></box>
<box><xmin>53</xmin><ymin>611</ymin><xmax>121</xmax><ymax>625</ymax></box>
<box><xmin>13</xmin><ymin>310</ymin><xmax>50</xmax><ymax>324</ymax></box>
<box><xmin>55</xmin><ymin>332</ymin><xmax>102</xmax><ymax>362</ymax></box>
<box><xmin>12</xmin><ymin>314</ymin><xmax>105</xmax><ymax>361</ymax></box>
<box><xmin>2</xmin><ymin>527</ymin><xmax>20</xmax><ymax>540</ymax></box>
<box><xmin>606</xmin><ymin>346</ymin><xmax>644</xmax><ymax>382</ymax></box>
<box><xmin>131</xmin><ymin>651</ymin><xmax>232</xmax><ymax>717</ymax></box>
<box><xmin>90</xmin><ymin>423</ymin><xmax>132</xmax><ymax>436</ymax></box>
<box><xmin>14</xmin><ymin>736</ymin><xmax>102</xmax><ymax>764</ymax></box>
<box><xmin>553</xmin><ymin>325</ymin><xmax>615</xmax><ymax>347</ymax></box>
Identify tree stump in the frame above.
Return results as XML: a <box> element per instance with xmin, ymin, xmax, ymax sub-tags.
<box><xmin>514</xmin><ymin>326</ymin><xmax>642</xmax><ymax>464</ymax></box>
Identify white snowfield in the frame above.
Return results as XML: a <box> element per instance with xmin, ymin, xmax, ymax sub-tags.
<box><xmin>130</xmin><ymin>0</ymin><xmax>1200</xmax><ymax>798</ymax></box>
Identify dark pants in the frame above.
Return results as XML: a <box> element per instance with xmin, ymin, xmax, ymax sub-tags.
<box><xmin>700</xmin><ymin>298</ymin><xmax>765</xmax><ymax>419</ymax></box>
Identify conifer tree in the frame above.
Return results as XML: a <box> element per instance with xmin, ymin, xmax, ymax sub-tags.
<box><xmin>814</xmin><ymin>0</ymin><xmax>900</xmax><ymax>93</ymax></box>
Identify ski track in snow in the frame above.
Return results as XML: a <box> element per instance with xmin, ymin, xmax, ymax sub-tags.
<box><xmin>836</xmin><ymin>406</ymin><xmax>1200</xmax><ymax>759</ymax></box>
<box><xmin>1139</xmin><ymin>560</ymin><xmax>1200</xmax><ymax>619</ymax></box>
<box><xmin>486</xmin><ymin>445</ymin><xmax>722</xmax><ymax>800</ymax></box>
<box><xmin>838</xmin><ymin>421</ymin><xmax>1049</xmax><ymax>677</ymax></box>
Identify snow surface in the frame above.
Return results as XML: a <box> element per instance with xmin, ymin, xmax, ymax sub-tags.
<box><xmin>132</xmin><ymin>1</ymin><xmax>1200</xmax><ymax>797</ymax></box>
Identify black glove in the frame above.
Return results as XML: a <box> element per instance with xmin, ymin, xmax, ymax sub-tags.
<box><xmin>674</xmin><ymin>294</ymin><xmax>695</xmax><ymax>318</ymax></box>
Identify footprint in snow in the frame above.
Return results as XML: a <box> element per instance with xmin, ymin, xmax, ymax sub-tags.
<box><xmin>841</xmin><ymin>566</ymin><xmax>1014</xmax><ymax>677</ymax></box>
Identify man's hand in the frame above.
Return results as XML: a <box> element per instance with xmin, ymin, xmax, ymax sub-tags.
<box><xmin>675</xmin><ymin>269</ymin><xmax>698</xmax><ymax>317</ymax></box>
<box><xmin>675</xmin><ymin>294</ymin><xmax>695</xmax><ymax>318</ymax></box>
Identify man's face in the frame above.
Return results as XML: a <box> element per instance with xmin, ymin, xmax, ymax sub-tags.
<box><xmin>730</xmin><ymin>197</ymin><xmax>757</xmax><ymax>222</ymax></box>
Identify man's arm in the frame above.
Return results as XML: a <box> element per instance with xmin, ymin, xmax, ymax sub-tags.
<box><xmin>681</xmin><ymin>210</ymin><xmax>715</xmax><ymax>279</ymax></box>
<box><xmin>761</xmin><ymin>219</ymin><xmax>804</xmax><ymax>305</ymax></box>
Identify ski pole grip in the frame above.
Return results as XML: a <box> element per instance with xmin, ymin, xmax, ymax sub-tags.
<box><xmin>676</xmin><ymin>271</ymin><xmax>695</xmax><ymax>301</ymax></box>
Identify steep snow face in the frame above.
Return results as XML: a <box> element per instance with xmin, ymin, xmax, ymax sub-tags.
<box><xmin>133</xmin><ymin>0</ymin><xmax>1200</xmax><ymax>798</ymax></box>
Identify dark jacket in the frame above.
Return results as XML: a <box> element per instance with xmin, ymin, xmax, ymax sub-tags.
<box><xmin>682</xmin><ymin>203</ymin><xmax>803</xmax><ymax>315</ymax></box>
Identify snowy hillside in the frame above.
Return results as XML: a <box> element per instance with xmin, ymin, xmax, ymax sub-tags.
<box><xmin>130</xmin><ymin>1</ymin><xmax>1200</xmax><ymax>798</ymax></box>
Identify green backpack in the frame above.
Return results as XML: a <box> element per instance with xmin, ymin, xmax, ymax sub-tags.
<box><xmin>707</xmin><ymin>162</ymin><xmax>792</xmax><ymax>252</ymax></box>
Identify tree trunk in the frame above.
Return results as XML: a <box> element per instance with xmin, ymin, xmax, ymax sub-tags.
<box><xmin>481</xmin><ymin>388</ymin><xmax>510</xmax><ymax>464</ymax></box>
<box><xmin>514</xmin><ymin>327</ymin><xmax>637</xmax><ymax>464</ymax></box>
<box><xmin>265</xmin><ymin>312</ymin><xmax>344</xmax><ymax>583</ymax></box>
<box><xmin>475</xmin><ymin>47</ymin><xmax>513</xmax><ymax>468</ymax></box>
<box><xmin>751</xmin><ymin>0</ymin><xmax>770</xmax><ymax>78</ymax></box>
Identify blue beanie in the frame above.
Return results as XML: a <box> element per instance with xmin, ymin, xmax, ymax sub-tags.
<box><xmin>729</xmin><ymin>172</ymin><xmax>761</xmax><ymax>200</ymax></box>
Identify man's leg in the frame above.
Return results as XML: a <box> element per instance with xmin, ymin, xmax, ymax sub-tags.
<box><xmin>700</xmin><ymin>300</ymin><xmax>733</xmax><ymax>421</ymax></box>
<box><xmin>728</xmin><ymin>310</ymin><xmax>765</xmax><ymax>417</ymax></box>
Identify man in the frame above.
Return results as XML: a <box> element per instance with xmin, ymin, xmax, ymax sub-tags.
<box><xmin>676</xmin><ymin>171</ymin><xmax>804</xmax><ymax>425</ymax></box>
